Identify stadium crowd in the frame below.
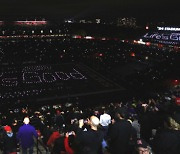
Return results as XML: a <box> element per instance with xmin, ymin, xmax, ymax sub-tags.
<box><xmin>0</xmin><ymin>92</ymin><xmax>180</xmax><ymax>154</ymax></box>
<box><xmin>0</xmin><ymin>24</ymin><xmax>180</xmax><ymax>154</ymax></box>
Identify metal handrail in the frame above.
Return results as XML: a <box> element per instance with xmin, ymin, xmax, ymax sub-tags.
<box><xmin>35</xmin><ymin>137</ymin><xmax>50</xmax><ymax>154</ymax></box>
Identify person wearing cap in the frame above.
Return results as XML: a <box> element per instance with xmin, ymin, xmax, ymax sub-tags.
<box><xmin>17</xmin><ymin>117</ymin><xmax>38</xmax><ymax>154</ymax></box>
<box><xmin>75</xmin><ymin>115</ymin><xmax>104</xmax><ymax>154</ymax></box>
<box><xmin>2</xmin><ymin>125</ymin><xmax>17</xmax><ymax>154</ymax></box>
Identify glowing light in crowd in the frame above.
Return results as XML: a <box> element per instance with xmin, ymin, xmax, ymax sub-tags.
<box><xmin>137</xmin><ymin>40</ymin><xmax>146</xmax><ymax>45</ymax></box>
<box><xmin>73</xmin><ymin>35</ymin><xmax>82</xmax><ymax>39</ymax></box>
<box><xmin>158</xmin><ymin>44</ymin><xmax>163</xmax><ymax>48</ymax></box>
<box><xmin>133</xmin><ymin>40</ymin><xmax>138</xmax><ymax>43</ymax></box>
<box><xmin>172</xmin><ymin>79</ymin><xmax>180</xmax><ymax>86</ymax></box>
<box><xmin>130</xmin><ymin>52</ymin><xmax>135</xmax><ymax>57</ymax></box>
<box><xmin>85</xmin><ymin>36</ymin><xmax>94</xmax><ymax>39</ymax></box>
<box><xmin>99</xmin><ymin>53</ymin><xmax>103</xmax><ymax>57</ymax></box>
<box><xmin>146</xmin><ymin>42</ymin><xmax>151</xmax><ymax>46</ymax></box>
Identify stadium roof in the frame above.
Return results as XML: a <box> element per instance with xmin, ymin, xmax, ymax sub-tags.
<box><xmin>0</xmin><ymin>0</ymin><xmax>179</xmax><ymax>24</ymax></box>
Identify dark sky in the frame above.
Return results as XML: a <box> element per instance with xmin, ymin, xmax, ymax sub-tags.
<box><xmin>0</xmin><ymin>0</ymin><xmax>179</xmax><ymax>24</ymax></box>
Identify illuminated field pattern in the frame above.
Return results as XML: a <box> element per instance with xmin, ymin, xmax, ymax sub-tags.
<box><xmin>0</xmin><ymin>63</ymin><xmax>122</xmax><ymax>102</ymax></box>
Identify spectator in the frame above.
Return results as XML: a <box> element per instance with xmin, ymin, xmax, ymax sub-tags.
<box><xmin>41</xmin><ymin>125</ymin><xmax>53</xmax><ymax>145</ymax></box>
<box><xmin>76</xmin><ymin>116</ymin><xmax>104</xmax><ymax>154</ymax></box>
<box><xmin>134</xmin><ymin>139</ymin><xmax>153</xmax><ymax>154</ymax></box>
<box><xmin>64</xmin><ymin>132</ymin><xmax>76</xmax><ymax>154</ymax></box>
<box><xmin>52</xmin><ymin>132</ymin><xmax>66</xmax><ymax>154</ymax></box>
<box><xmin>99</xmin><ymin>109</ymin><xmax>111</xmax><ymax>138</ymax></box>
<box><xmin>2</xmin><ymin>125</ymin><xmax>17</xmax><ymax>154</ymax></box>
<box><xmin>131</xmin><ymin>115</ymin><xmax>141</xmax><ymax>139</ymax></box>
<box><xmin>17</xmin><ymin>117</ymin><xmax>38</xmax><ymax>154</ymax></box>
<box><xmin>107</xmin><ymin>107</ymin><xmax>136</xmax><ymax>154</ymax></box>
<box><xmin>152</xmin><ymin>113</ymin><xmax>180</xmax><ymax>154</ymax></box>
<box><xmin>54</xmin><ymin>110</ymin><xmax>65</xmax><ymax>130</ymax></box>
<box><xmin>47</xmin><ymin>127</ymin><xmax>61</xmax><ymax>152</ymax></box>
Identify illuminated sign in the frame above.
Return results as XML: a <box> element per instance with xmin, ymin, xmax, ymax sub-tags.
<box><xmin>144</xmin><ymin>32</ymin><xmax>180</xmax><ymax>41</ymax></box>
<box><xmin>0</xmin><ymin>66</ymin><xmax>87</xmax><ymax>87</ymax></box>
<box><xmin>0</xmin><ymin>64</ymin><xmax>121</xmax><ymax>101</ymax></box>
<box><xmin>157</xmin><ymin>27</ymin><xmax>180</xmax><ymax>31</ymax></box>
<box><xmin>143</xmin><ymin>32</ymin><xmax>180</xmax><ymax>45</ymax></box>
<box><xmin>0</xmin><ymin>65</ymin><xmax>87</xmax><ymax>100</ymax></box>
<box><xmin>15</xmin><ymin>21</ymin><xmax>47</xmax><ymax>26</ymax></box>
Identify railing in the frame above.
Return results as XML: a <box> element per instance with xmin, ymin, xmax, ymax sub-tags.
<box><xmin>35</xmin><ymin>137</ymin><xmax>50</xmax><ymax>154</ymax></box>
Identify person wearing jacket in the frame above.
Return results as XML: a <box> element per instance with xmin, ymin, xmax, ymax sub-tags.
<box><xmin>64</xmin><ymin>131</ymin><xmax>76</xmax><ymax>154</ymax></box>
<box><xmin>152</xmin><ymin>114</ymin><xmax>180</xmax><ymax>154</ymax></box>
<box><xmin>47</xmin><ymin>127</ymin><xmax>61</xmax><ymax>153</ymax></box>
<box><xmin>2</xmin><ymin>125</ymin><xmax>17</xmax><ymax>154</ymax></box>
<box><xmin>107</xmin><ymin>107</ymin><xmax>135</xmax><ymax>154</ymax></box>
<box><xmin>17</xmin><ymin>117</ymin><xmax>38</xmax><ymax>154</ymax></box>
<box><xmin>75</xmin><ymin>116</ymin><xmax>104</xmax><ymax>154</ymax></box>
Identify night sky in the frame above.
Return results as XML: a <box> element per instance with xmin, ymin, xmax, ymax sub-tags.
<box><xmin>0</xmin><ymin>0</ymin><xmax>179</xmax><ymax>24</ymax></box>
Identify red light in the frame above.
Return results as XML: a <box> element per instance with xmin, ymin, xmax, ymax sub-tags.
<box><xmin>130</xmin><ymin>52</ymin><xmax>135</xmax><ymax>57</ymax></box>
<box><xmin>158</xmin><ymin>44</ymin><xmax>163</xmax><ymax>48</ymax></box>
<box><xmin>146</xmin><ymin>42</ymin><xmax>151</xmax><ymax>46</ymax></box>
<box><xmin>173</xmin><ymin>79</ymin><xmax>179</xmax><ymax>85</ymax></box>
<box><xmin>74</xmin><ymin>35</ymin><xmax>82</xmax><ymax>39</ymax></box>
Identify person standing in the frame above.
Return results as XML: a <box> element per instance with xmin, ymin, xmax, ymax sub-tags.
<box><xmin>2</xmin><ymin>125</ymin><xmax>17</xmax><ymax>154</ymax></box>
<box><xmin>152</xmin><ymin>114</ymin><xmax>180</xmax><ymax>154</ymax></box>
<box><xmin>99</xmin><ymin>109</ymin><xmax>111</xmax><ymax>138</ymax></box>
<box><xmin>107</xmin><ymin>107</ymin><xmax>135</xmax><ymax>154</ymax></box>
<box><xmin>76</xmin><ymin>116</ymin><xmax>104</xmax><ymax>154</ymax></box>
<box><xmin>17</xmin><ymin>117</ymin><xmax>38</xmax><ymax>154</ymax></box>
